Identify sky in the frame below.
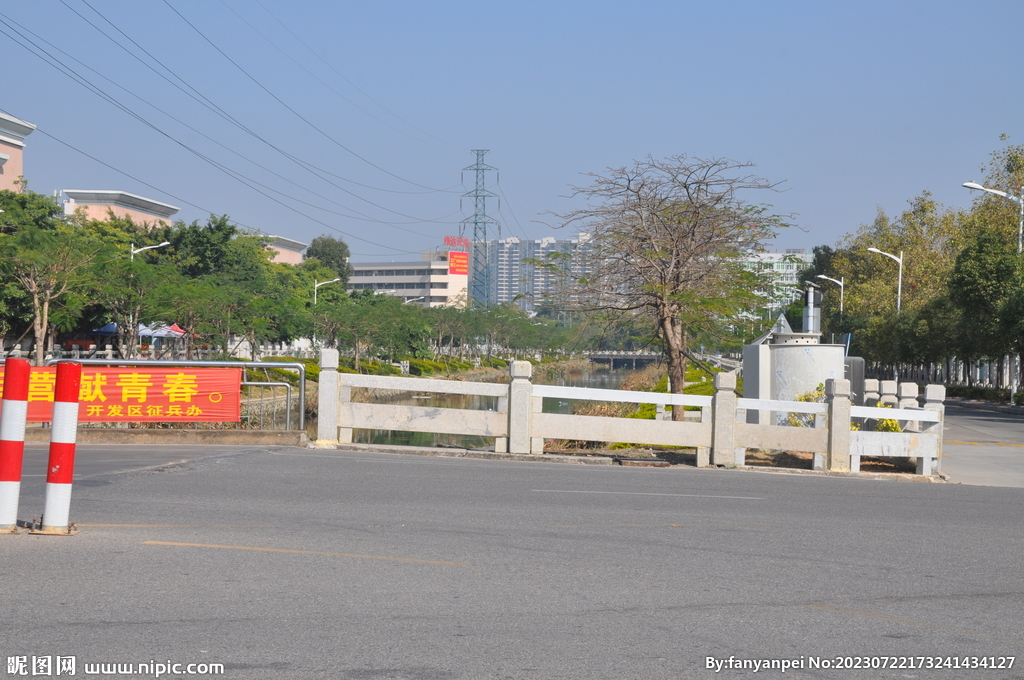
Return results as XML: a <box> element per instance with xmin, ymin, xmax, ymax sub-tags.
<box><xmin>2</xmin><ymin>1</ymin><xmax>1021</xmax><ymax>262</ymax></box>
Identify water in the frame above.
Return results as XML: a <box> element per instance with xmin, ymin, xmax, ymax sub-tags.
<box><xmin>348</xmin><ymin>367</ymin><xmax>637</xmax><ymax>449</ymax></box>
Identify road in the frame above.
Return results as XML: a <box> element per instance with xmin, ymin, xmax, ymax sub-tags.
<box><xmin>4</xmin><ymin>444</ymin><xmax>1023</xmax><ymax>679</ymax></box>
<box><xmin>943</xmin><ymin>404</ymin><xmax>1024</xmax><ymax>487</ymax></box>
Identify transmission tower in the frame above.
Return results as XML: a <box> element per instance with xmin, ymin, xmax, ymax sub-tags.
<box><xmin>460</xmin><ymin>150</ymin><xmax>499</xmax><ymax>306</ymax></box>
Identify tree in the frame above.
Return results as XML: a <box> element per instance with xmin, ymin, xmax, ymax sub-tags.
<box><xmin>0</xmin><ymin>226</ymin><xmax>104</xmax><ymax>363</ymax></box>
<box><xmin>305</xmin><ymin>235</ymin><xmax>353</xmax><ymax>283</ymax></box>
<box><xmin>555</xmin><ymin>155</ymin><xmax>786</xmax><ymax>414</ymax></box>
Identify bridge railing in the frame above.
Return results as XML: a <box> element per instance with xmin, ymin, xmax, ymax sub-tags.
<box><xmin>316</xmin><ymin>350</ymin><xmax>945</xmax><ymax>474</ymax></box>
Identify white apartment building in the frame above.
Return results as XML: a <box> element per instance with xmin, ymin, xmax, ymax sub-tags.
<box><xmin>347</xmin><ymin>250</ymin><xmax>469</xmax><ymax>307</ymax></box>
<box><xmin>744</xmin><ymin>248</ymin><xmax>814</xmax><ymax>305</ymax></box>
<box><xmin>478</xmin><ymin>235</ymin><xmax>592</xmax><ymax>311</ymax></box>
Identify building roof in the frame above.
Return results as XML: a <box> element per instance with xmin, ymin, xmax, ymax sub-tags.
<box><xmin>0</xmin><ymin>111</ymin><xmax>36</xmax><ymax>148</ymax></box>
<box><xmin>266</xmin><ymin>235</ymin><xmax>308</xmax><ymax>252</ymax></box>
<box><xmin>62</xmin><ymin>190</ymin><xmax>180</xmax><ymax>219</ymax></box>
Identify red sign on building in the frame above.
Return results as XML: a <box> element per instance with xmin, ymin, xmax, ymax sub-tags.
<box><xmin>0</xmin><ymin>367</ymin><xmax>242</xmax><ymax>422</ymax></box>
<box><xmin>444</xmin><ymin>235</ymin><xmax>471</xmax><ymax>248</ymax></box>
<box><xmin>448</xmin><ymin>251</ymin><xmax>469</xmax><ymax>275</ymax></box>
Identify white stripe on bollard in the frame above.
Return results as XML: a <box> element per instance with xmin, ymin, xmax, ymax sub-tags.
<box><xmin>35</xmin><ymin>362</ymin><xmax>82</xmax><ymax>536</ymax></box>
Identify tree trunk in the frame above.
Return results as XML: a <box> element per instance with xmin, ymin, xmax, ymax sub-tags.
<box><xmin>658</xmin><ymin>308</ymin><xmax>689</xmax><ymax>421</ymax></box>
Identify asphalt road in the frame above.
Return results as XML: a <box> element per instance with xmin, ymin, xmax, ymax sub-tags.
<box><xmin>943</xmin><ymin>405</ymin><xmax>1024</xmax><ymax>487</ymax></box>
<box><xmin>4</xmin><ymin>446</ymin><xmax>1023</xmax><ymax>680</ymax></box>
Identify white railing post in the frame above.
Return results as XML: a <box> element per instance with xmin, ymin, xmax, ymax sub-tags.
<box><xmin>507</xmin><ymin>361</ymin><xmax>533</xmax><ymax>454</ymax></box>
<box><xmin>826</xmin><ymin>378</ymin><xmax>852</xmax><ymax>472</ymax></box>
<box><xmin>495</xmin><ymin>394</ymin><xmax>509</xmax><ymax>453</ymax></box>
<box><xmin>711</xmin><ymin>372</ymin><xmax>739</xmax><ymax>467</ymax></box>
<box><xmin>315</xmin><ymin>349</ymin><xmax>340</xmax><ymax>447</ymax></box>
<box><xmin>696</xmin><ymin>405</ymin><xmax>711</xmax><ymax>467</ymax></box>
<box><xmin>921</xmin><ymin>384</ymin><xmax>946</xmax><ymax>476</ymax></box>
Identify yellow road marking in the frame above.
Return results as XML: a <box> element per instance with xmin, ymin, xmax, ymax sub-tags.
<box><xmin>947</xmin><ymin>440</ymin><xmax>1024</xmax><ymax>447</ymax></box>
<box><xmin>808</xmin><ymin>604</ymin><xmax>1012</xmax><ymax>642</ymax></box>
<box><xmin>550</xmin><ymin>522</ymin><xmax>778</xmax><ymax>528</ymax></box>
<box><xmin>143</xmin><ymin>540</ymin><xmax>468</xmax><ymax>566</ymax></box>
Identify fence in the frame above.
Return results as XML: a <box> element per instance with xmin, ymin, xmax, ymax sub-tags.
<box><xmin>316</xmin><ymin>350</ymin><xmax>945</xmax><ymax>475</ymax></box>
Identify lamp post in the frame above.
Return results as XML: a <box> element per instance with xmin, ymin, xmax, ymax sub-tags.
<box><xmin>816</xmin><ymin>274</ymin><xmax>844</xmax><ymax>315</ymax></box>
<box><xmin>404</xmin><ymin>296</ymin><xmax>426</xmax><ymax>305</ymax></box>
<box><xmin>964</xmin><ymin>181</ymin><xmax>1024</xmax><ymax>400</ymax></box>
<box><xmin>130</xmin><ymin>241</ymin><xmax>170</xmax><ymax>261</ymax></box>
<box><xmin>313</xmin><ymin>278</ymin><xmax>341</xmax><ymax>305</ymax></box>
<box><xmin>963</xmin><ymin>181</ymin><xmax>1024</xmax><ymax>254</ymax></box>
<box><xmin>867</xmin><ymin>247</ymin><xmax>903</xmax><ymax>313</ymax></box>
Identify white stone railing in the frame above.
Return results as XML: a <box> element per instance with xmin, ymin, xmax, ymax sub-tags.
<box><xmin>315</xmin><ymin>349</ymin><xmax>946</xmax><ymax>475</ymax></box>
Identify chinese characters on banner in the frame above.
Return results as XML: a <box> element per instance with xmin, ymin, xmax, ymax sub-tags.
<box><xmin>443</xmin><ymin>235</ymin><xmax>470</xmax><ymax>248</ymax></box>
<box><xmin>448</xmin><ymin>251</ymin><xmax>469</xmax><ymax>275</ymax></box>
<box><xmin>0</xmin><ymin>367</ymin><xmax>242</xmax><ymax>422</ymax></box>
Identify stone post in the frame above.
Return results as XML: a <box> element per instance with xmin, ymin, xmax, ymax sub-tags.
<box><xmin>711</xmin><ymin>372</ymin><xmax>739</xmax><ymax>467</ymax></box>
<box><xmin>862</xmin><ymin>378</ymin><xmax>879</xmax><ymax>406</ymax></box>
<box><xmin>879</xmin><ymin>380</ymin><xmax>898</xmax><ymax>407</ymax></box>
<box><xmin>826</xmin><ymin>378</ymin><xmax>852</xmax><ymax>472</ymax></box>
<box><xmin>921</xmin><ymin>384</ymin><xmax>946</xmax><ymax>476</ymax></box>
<box><xmin>315</xmin><ymin>349</ymin><xmax>340</xmax><ymax>448</ymax></box>
<box><xmin>495</xmin><ymin>395</ymin><xmax>509</xmax><ymax>453</ymax></box>
<box><xmin>696</xmin><ymin>405</ymin><xmax>712</xmax><ymax>467</ymax></box>
<box><xmin>897</xmin><ymin>382</ymin><xmax>919</xmax><ymax>432</ymax></box>
<box><xmin>507</xmin><ymin>361</ymin><xmax>533</xmax><ymax>454</ymax></box>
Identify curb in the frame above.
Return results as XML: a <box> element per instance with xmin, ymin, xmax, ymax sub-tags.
<box><xmin>24</xmin><ymin>429</ymin><xmax>309</xmax><ymax>447</ymax></box>
<box><xmin>736</xmin><ymin>465</ymin><xmax>949</xmax><ymax>483</ymax></box>
<box><xmin>323</xmin><ymin>442</ymin><xmax>615</xmax><ymax>465</ymax></box>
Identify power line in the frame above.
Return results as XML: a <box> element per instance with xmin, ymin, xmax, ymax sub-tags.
<box><xmin>160</xmin><ymin>0</ymin><xmax>448</xmax><ymax>193</ymax></box>
<box><xmin>250</xmin><ymin>0</ymin><xmax>455</xmax><ymax>151</ymax></box>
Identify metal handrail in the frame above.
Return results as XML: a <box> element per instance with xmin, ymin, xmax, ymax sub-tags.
<box><xmin>43</xmin><ymin>358</ymin><xmax>307</xmax><ymax>430</ymax></box>
<box><xmin>242</xmin><ymin>381</ymin><xmax>292</xmax><ymax>430</ymax></box>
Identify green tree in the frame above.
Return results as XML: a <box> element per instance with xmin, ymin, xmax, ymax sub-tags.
<box><xmin>0</xmin><ymin>226</ymin><xmax>104</xmax><ymax>363</ymax></box>
<box><xmin>305</xmin><ymin>235</ymin><xmax>353</xmax><ymax>283</ymax></box>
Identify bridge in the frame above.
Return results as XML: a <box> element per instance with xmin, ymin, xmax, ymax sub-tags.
<box><xmin>582</xmin><ymin>350</ymin><xmax>662</xmax><ymax>369</ymax></box>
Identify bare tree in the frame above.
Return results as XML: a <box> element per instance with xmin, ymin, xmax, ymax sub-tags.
<box><xmin>555</xmin><ymin>155</ymin><xmax>787</xmax><ymax>416</ymax></box>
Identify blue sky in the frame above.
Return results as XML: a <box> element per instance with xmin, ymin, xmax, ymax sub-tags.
<box><xmin>2</xmin><ymin>1</ymin><xmax>1021</xmax><ymax>261</ymax></box>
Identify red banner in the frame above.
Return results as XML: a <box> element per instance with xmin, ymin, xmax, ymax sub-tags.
<box><xmin>0</xmin><ymin>367</ymin><xmax>242</xmax><ymax>422</ymax></box>
<box><xmin>449</xmin><ymin>251</ymin><xmax>469</xmax><ymax>275</ymax></box>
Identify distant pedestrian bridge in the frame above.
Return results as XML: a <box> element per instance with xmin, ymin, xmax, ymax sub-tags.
<box><xmin>582</xmin><ymin>350</ymin><xmax>663</xmax><ymax>369</ymax></box>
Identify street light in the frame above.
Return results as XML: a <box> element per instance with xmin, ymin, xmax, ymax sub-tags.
<box><xmin>130</xmin><ymin>241</ymin><xmax>170</xmax><ymax>260</ymax></box>
<box><xmin>816</xmin><ymin>274</ymin><xmax>845</xmax><ymax>314</ymax></box>
<box><xmin>403</xmin><ymin>296</ymin><xmax>426</xmax><ymax>305</ymax></box>
<box><xmin>964</xmin><ymin>181</ymin><xmax>1024</xmax><ymax>399</ymax></box>
<box><xmin>313</xmin><ymin>278</ymin><xmax>341</xmax><ymax>305</ymax></box>
<box><xmin>867</xmin><ymin>247</ymin><xmax>903</xmax><ymax>313</ymax></box>
<box><xmin>963</xmin><ymin>181</ymin><xmax>1024</xmax><ymax>254</ymax></box>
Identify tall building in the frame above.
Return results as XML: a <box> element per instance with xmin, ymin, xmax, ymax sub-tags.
<box><xmin>477</xmin><ymin>235</ymin><xmax>592</xmax><ymax>311</ymax></box>
<box><xmin>743</xmin><ymin>248</ymin><xmax>814</xmax><ymax>306</ymax></box>
<box><xmin>347</xmin><ymin>250</ymin><xmax>469</xmax><ymax>307</ymax></box>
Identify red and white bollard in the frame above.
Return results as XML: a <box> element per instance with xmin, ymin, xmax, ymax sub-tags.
<box><xmin>0</xmin><ymin>358</ymin><xmax>31</xmax><ymax>533</ymax></box>
<box><xmin>34</xmin><ymin>362</ymin><xmax>82</xmax><ymax>536</ymax></box>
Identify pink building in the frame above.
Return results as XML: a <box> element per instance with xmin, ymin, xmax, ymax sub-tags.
<box><xmin>0</xmin><ymin>111</ymin><xmax>36</xmax><ymax>192</ymax></box>
<box><xmin>266</xmin><ymin>235</ymin><xmax>307</xmax><ymax>265</ymax></box>
<box><xmin>62</xmin><ymin>189</ymin><xmax>179</xmax><ymax>226</ymax></box>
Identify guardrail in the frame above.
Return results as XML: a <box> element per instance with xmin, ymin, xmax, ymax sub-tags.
<box><xmin>316</xmin><ymin>350</ymin><xmax>946</xmax><ymax>474</ymax></box>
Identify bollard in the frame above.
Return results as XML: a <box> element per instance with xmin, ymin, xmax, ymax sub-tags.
<box><xmin>0</xmin><ymin>359</ymin><xmax>31</xmax><ymax>533</ymax></box>
<box><xmin>33</xmin><ymin>362</ymin><xmax>82</xmax><ymax>536</ymax></box>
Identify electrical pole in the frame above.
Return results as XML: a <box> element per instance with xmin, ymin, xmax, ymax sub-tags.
<box><xmin>460</xmin><ymin>150</ymin><xmax>499</xmax><ymax>307</ymax></box>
